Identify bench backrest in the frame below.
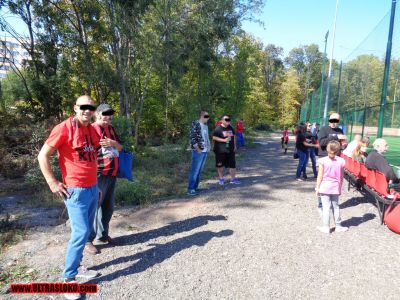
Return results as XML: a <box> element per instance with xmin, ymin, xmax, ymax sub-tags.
<box><xmin>375</xmin><ymin>171</ymin><xmax>389</xmax><ymax>197</ymax></box>
<box><xmin>365</xmin><ymin>169</ymin><xmax>376</xmax><ymax>189</ymax></box>
<box><xmin>360</xmin><ymin>163</ymin><xmax>368</xmax><ymax>181</ymax></box>
<box><xmin>352</xmin><ymin>160</ymin><xmax>361</xmax><ymax>177</ymax></box>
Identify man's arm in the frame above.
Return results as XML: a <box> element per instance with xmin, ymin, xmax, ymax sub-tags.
<box><xmin>212</xmin><ymin>135</ymin><xmax>229</xmax><ymax>143</ymax></box>
<box><xmin>377</xmin><ymin>156</ymin><xmax>398</xmax><ymax>182</ymax></box>
<box><xmin>37</xmin><ymin>144</ymin><xmax>69</xmax><ymax>198</ymax></box>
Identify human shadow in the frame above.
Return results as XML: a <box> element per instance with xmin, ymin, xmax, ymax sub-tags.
<box><xmin>340</xmin><ymin>196</ymin><xmax>372</xmax><ymax>209</ymax></box>
<box><xmin>89</xmin><ymin>229</ymin><xmax>234</xmax><ymax>283</ymax></box>
<box><xmin>109</xmin><ymin>215</ymin><xmax>227</xmax><ymax>247</ymax></box>
<box><xmin>340</xmin><ymin>213</ymin><xmax>376</xmax><ymax>228</ymax></box>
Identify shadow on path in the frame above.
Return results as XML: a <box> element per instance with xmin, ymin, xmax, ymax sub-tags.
<box><xmin>341</xmin><ymin>213</ymin><xmax>376</xmax><ymax>228</ymax></box>
<box><xmin>108</xmin><ymin>215</ymin><xmax>227</xmax><ymax>247</ymax></box>
<box><xmin>90</xmin><ymin>229</ymin><xmax>234</xmax><ymax>283</ymax></box>
<box><xmin>340</xmin><ymin>196</ymin><xmax>373</xmax><ymax>209</ymax></box>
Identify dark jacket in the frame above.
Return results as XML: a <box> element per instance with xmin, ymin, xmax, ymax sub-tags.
<box><xmin>189</xmin><ymin>121</ymin><xmax>206</xmax><ymax>150</ymax></box>
<box><xmin>317</xmin><ymin>126</ymin><xmax>343</xmax><ymax>157</ymax></box>
<box><xmin>189</xmin><ymin>121</ymin><xmax>210</xmax><ymax>150</ymax></box>
<box><xmin>365</xmin><ymin>149</ymin><xmax>399</xmax><ymax>183</ymax></box>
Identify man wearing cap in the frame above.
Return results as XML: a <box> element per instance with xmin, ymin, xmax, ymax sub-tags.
<box><xmin>38</xmin><ymin>95</ymin><xmax>100</xmax><ymax>298</ymax></box>
<box><xmin>85</xmin><ymin>103</ymin><xmax>123</xmax><ymax>254</ymax></box>
<box><xmin>317</xmin><ymin>112</ymin><xmax>346</xmax><ymax>157</ymax></box>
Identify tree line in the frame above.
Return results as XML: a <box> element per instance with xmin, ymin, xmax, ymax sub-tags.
<box><xmin>0</xmin><ymin>0</ymin><xmax>334</xmax><ymax>146</ymax></box>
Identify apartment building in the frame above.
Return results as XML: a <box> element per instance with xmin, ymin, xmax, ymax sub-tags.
<box><xmin>0</xmin><ymin>36</ymin><xmax>30</xmax><ymax>79</ymax></box>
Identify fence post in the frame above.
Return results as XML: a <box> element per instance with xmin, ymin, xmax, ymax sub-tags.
<box><xmin>378</xmin><ymin>0</ymin><xmax>396</xmax><ymax>138</ymax></box>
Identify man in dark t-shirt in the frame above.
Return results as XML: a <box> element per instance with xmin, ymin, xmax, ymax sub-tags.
<box><xmin>317</xmin><ymin>112</ymin><xmax>347</xmax><ymax>157</ymax></box>
<box><xmin>213</xmin><ymin>115</ymin><xmax>241</xmax><ymax>185</ymax></box>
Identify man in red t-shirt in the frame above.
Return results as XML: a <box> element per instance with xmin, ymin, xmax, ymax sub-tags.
<box><xmin>38</xmin><ymin>95</ymin><xmax>100</xmax><ymax>291</ymax></box>
<box><xmin>235</xmin><ymin>118</ymin><xmax>245</xmax><ymax>148</ymax></box>
<box><xmin>86</xmin><ymin>103</ymin><xmax>122</xmax><ymax>252</ymax></box>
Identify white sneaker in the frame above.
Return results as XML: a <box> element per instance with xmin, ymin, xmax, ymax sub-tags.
<box><xmin>316</xmin><ymin>226</ymin><xmax>330</xmax><ymax>234</ymax></box>
<box><xmin>63</xmin><ymin>279</ymin><xmax>80</xmax><ymax>300</ymax></box>
<box><xmin>335</xmin><ymin>225</ymin><xmax>349</xmax><ymax>233</ymax></box>
<box><xmin>76</xmin><ymin>266</ymin><xmax>99</xmax><ymax>279</ymax></box>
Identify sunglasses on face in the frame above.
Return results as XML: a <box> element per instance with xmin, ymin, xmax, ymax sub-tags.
<box><xmin>102</xmin><ymin>110</ymin><xmax>114</xmax><ymax>116</ymax></box>
<box><xmin>224</xmin><ymin>118</ymin><xmax>231</xmax><ymax>122</ymax></box>
<box><xmin>329</xmin><ymin>119</ymin><xmax>340</xmax><ymax>123</ymax></box>
<box><xmin>203</xmin><ymin>115</ymin><xmax>210</xmax><ymax>118</ymax></box>
<box><xmin>79</xmin><ymin>104</ymin><xmax>96</xmax><ymax>111</ymax></box>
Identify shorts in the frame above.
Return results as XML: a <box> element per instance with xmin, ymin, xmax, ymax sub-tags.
<box><xmin>215</xmin><ymin>152</ymin><xmax>236</xmax><ymax>168</ymax></box>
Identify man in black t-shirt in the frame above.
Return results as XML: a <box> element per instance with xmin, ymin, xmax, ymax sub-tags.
<box><xmin>317</xmin><ymin>112</ymin><xmax>347</xmax><ymax>157</ymax></box>
<box><xmin>213</xmin><ymin>115</ymin><xmax>241</xmax><ymax>185</ymax></box>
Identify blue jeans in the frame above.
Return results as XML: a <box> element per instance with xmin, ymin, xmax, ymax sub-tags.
<box><xmin>63</xmin><ymin>184</ymin><xmax>98</xmax><ymax>279</ymax></box>
<box><xmin>236</xmin><ymin>133</ymin><xmax>245</xmax><ymax>147</ymax></box>
<box><xmin>296</xmin><ymin>150</ymin><xmax>308</xmax><ymax>178</ymax></box>
<box><xmin>307</xmin><ymin>148</ymin><xmax>318</xmax><ymax>177</ymax></box>
<box><xmin>89</xmin><ymin>175</ymin><xmax>116</xmax><ymax>242</ymax></box>
<box><xmin>320</xmin><ymin>194</ymin><xmax>341</xmax><ymax>227</ymax></box>
<box><xmin>188</xmin><ymin>151</ymin><xmax>208</xmax><ymax>191</ymax></box>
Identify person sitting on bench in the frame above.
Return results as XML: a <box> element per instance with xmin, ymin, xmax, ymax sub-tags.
<box><xmin>365</xmin><ymin>138</ymin><xmax>399</xmax><ymax>184</ymax></box>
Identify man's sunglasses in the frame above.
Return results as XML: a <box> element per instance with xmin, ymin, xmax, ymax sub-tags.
<box><xmin>102</xmin><ymin>110</ymin><xmax>114</xmax><ymax>116</ymax></box>
<box><xmin>79</xmin><ymin>104</ymin><xmax>96</xmax><ymax>111</ymax></box>
<box><xmin>329</xmin><ymin>119</ymin><xmax>340</xmax><ymax>123</ymax></box>
<box><xmin>203</xmin><ymin>115</ymin><xmax>210</xmax><ymax>118</ymax></box>
<box><xmin>224</xmin><ymin>118</ymin><xmax>231</xmax><ymax>122</ymax></box>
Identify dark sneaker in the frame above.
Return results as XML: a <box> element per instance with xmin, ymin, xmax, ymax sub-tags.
<box><xmin>76</xmin><ymin>266</ymin><xmax>99</xmax><ymax>280</ymax></box>
<box><xmin>97</xmin><ymin>236</ymin><xmax>114</xmax><ymax>245</ymax></box>
<box><xmin>63</xmin><ymin>278</ymin><xmax>80</xmax><ymax>300</ymax></box>
<box><xmin>84</xmin><ymin>242</ymin><xmax>99</xmax><ymax>255</ymax></box>
<box><xmin>187</xmin><ymin>189</ymin><xmax>198</xmax><ymax>196</ymax></box>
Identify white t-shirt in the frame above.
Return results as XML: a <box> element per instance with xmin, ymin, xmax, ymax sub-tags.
<box><xmin>200</xmin><ymin>123</ymin><xmax>210</xmax><ymax>152</ymax></box>
<box><xmin>342</xmin><ymin>139</ymin><xmax>358</xmax><ymax>157</ymax></box>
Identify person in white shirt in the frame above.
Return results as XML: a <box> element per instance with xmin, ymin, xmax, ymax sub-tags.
<box><xmin>342</xmin><ymin>134</ymin><xmax>361</xmax><ymax>158</ymax></box>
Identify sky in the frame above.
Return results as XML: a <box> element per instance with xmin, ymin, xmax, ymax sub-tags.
<box><xmin>242</xmin><ymin>0</ymin><xmax>393</xmax><ymax>61</ymax></box>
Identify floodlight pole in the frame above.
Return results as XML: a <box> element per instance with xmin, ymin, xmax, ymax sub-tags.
<box><xmin>319</xmin><ymin>31</ymin><xmax>329</xmax><ymax>122</ymax></box>
<box><xmin>377</xmin><ymin>0</ymin><xmax>397</xmax><ymax>138</ymax></box>
<box><xmin>323</xmin><ymin>0</ymin><xmax>339</xmax><ymax>126</ymax></box>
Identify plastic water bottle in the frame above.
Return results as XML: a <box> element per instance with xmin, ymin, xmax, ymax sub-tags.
<box><xmin>226</xmin><ymin>137</ymin><xmax>231</xmax><ymax>148</ymax></box>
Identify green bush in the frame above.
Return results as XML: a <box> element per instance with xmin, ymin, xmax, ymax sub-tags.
<box><xmin>112</xmin><ymin>116</ymin><xmax>135</xmax><ymax>151</ymax></box>
<box><xmin>115</xmin><ymin>179</ymin><xmax>152</xmax><ymax>206</ymax></box>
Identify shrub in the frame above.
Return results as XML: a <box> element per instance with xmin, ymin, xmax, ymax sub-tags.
<box><xmin>114</xmin><ymin>179</ymin><xmax>152</xmax><ymax>206</ymax></box>
<box><xmin>254</xmin><ymin>123</ymin><xmax>273</xmax><ymax>131</ymax></box>
<box><xmin>25</xmin><ymin>155</ymin><xmax>61</xmax><ymax>187</ymax></box>
<box><xmin>112</xmin><ymin>116</ymin><xmax>135</xmax><ymax>151</ymax></box>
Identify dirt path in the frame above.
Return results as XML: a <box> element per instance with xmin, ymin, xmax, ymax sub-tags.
<box><xmin>2</xmin><ymin>132</ymin><xmax>400</xmax><ymax>299</ymax></box>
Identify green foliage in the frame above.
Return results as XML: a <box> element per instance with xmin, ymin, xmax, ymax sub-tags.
<box><xmin>115</xmin><ymin>180</ymin><xmax>152</xmax><ymax>206</ymax></box>
<box><xmin>112</xmin><ymin>116</ymin><xmax>135</xmax><ymax>151</ymax></box>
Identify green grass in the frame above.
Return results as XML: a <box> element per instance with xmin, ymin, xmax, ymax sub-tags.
<box><xmin>0</xmin><ymin>264</ymin><xmax>38</xmax><ymax>293</ymax></box>
<box><xmin>115</xmin><ymin>134</ymin><xmax>257</xmax><ymax>206</ymax></box>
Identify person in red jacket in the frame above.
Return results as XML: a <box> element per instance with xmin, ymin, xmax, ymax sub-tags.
<box><xmin>281</xmin><ymin>126</ymin><xmax>289</xmax><ymax>154</ymax></box>
<box><xmin>236</xmin><ymin>118</ymin><xmax>245</xmax><ymax>148</ymax></box>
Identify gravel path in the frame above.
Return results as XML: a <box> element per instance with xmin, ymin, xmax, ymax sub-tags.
<box><xmin>2</xmin><ymin>132</ymin><xmax>400</xmax><ymax>299</ymax></box>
